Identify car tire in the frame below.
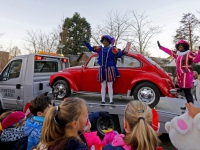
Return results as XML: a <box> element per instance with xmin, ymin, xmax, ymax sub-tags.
<box><xmin>52</xmin><ymin>80</ymin><xmax>70</xmax><ymax>100</ymax></box>
<box><xmin>92</xmin><ymin>115</ymin><xmax>120</xmax><ymax>139</ymax></box>
<box><xmin>133</xmin><ymin>82</ymin><xmax>160</xmax><ymax>108</ymax></box>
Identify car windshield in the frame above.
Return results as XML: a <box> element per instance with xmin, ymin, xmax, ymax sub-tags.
<box><xmin>144</xmin><ymin>56</ymin><xmax>168</xmax><ymax>75</ymax></box>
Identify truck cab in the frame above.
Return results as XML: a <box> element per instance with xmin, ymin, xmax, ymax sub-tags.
<box><xmin>0</xmin><ymin>53</ymin><xmax>69</xmax><ymax>113</ymax></box>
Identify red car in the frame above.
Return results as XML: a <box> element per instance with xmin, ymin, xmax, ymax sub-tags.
<box><xmin>49</xmin><ymin>51</ymin><xmax>175</xmax><ymax>108</ymax></box>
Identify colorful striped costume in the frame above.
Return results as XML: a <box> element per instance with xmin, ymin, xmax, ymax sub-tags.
<box><xmin>85</xmin><ymin>42</ymin><xmax>125</xmax><ymax>82</ymax></box>
<box><xmin>160</xmin><ymin>46</ymin><xmax>200</xmax><ymax>88</ymax></box>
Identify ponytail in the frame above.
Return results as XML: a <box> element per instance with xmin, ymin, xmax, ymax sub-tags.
<box><xmin>38</xmin><ymin>107</ymin><xmax>65</xmax><ymax>149</ymax></box>
<box><xmin>124</xmin><ymin>101</ymin><xmax>159</xmax><ymax>150</ymax></box>
<box><xmin>124</xmin><ymin>119</ymin><xmax>158</xmax><ymax>150</ymax></box>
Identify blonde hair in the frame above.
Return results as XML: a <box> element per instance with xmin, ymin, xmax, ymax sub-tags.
<box><xmin>123</xmin><ymin>101</ymin><xmax>159</xmax><ymax>150</ymax></box>
<box><xmin>0</xmin><ymin>111</ymin><xmax>13</xmax><ymax>122</ymax></box>
<box><xmin>37</xmin><ymin>97</ymin><xmax>86</xmax><ymax>149</ymax></box>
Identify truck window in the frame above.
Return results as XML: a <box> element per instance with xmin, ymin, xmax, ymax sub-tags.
<box><xmin>116</xmin><ymin>56</ymin><xmax>141</xmax><ymax>68</ymax></box>
<box><xmin>1</xmin><ymin>59</ymin><xmax>22</xmax><ymax>81</ymax></box>
<box><xmin>34</xmin><ymin>61</ymin><xmax>58</xmax><ymax>73</ymax></box>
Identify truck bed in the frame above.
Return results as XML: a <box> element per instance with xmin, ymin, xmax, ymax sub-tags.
<box><xmin>52</xmin><ymin>95</ymin><xmax>200</xmax><ymax>133</ymax></box>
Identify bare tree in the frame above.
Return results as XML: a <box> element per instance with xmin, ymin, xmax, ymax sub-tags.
<box><xmin>92</xmin><ymin>11</ymin><xmax>131</xmax><ymax>46</ymax></box>
<box><xmin>0</xmin><ymin>33</ymin><xmax>5</xmax><ymax>51</ymax></box>
<box><xmin>9</xmin><ymin>46</ymin><xmax>21</xmax><ymax>59</ymax></box>
<box><xmin>130</xmin><ymin>11</ymin><xmax>162</xmax><ymax>56</ymax></box>
<box><xmin>24</xmin><ymin>28</ymin><xmax>60</xmax><ymax>54</ymax></box>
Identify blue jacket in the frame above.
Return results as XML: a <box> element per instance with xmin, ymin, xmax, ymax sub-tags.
<box><xmin>47</xmin><ymin>137</ymin><xmax>89</xmax><ymax>150</ymax></box>
<box><xmin>85</xmin><ymin>42</ymin><xmax>125</xmax><ymax>67</ymax></box>
<box><xmin>65</xmin><ymin>138</ymin><xmax>89</xmax><ymax>150</ymax></box>
<box><xmin>89</xmin><ymin>112</ymin><xmax>101</xmax><ymax>122</ymax></box>
<box><xmin>24</xmin><ymin>116</ymin><xmax>44</xmax><ymax>150</ymax></box>
<box><xmin>103</xmin><ymin>144</ymin><xmax>123</xmax><ymax>150</ymax></box>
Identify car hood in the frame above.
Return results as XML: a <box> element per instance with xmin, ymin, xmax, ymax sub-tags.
<box><xmin>62</xmin><ymin>66</ymin><xmax>82</xmax><ymax>72</ymax></box>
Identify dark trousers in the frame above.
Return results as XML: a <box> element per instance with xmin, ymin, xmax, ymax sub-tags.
<box><xmin>182</xmin><ymin>88</ymin><xmax>194</xmax><ymax>104</ymax></box>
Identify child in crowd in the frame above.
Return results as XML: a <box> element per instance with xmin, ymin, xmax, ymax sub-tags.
<box><xmin>186</xmin><ymin>102</ymin><xmax>200</xmax><ymax>118</ymax></box>
<box><xmin>83</xmin><ymin>119</ymin><xmax>102</xmax><ymax>149</ymax></box>
<box><xmin>0</xmin><ymin>111</ymin><xmax>26</xmax><ymax>150</ymax></box>
<box><xmin>194</xmin><ymin>73</ymin><xmax>200</xmax><ymax>102</ymax></box>
<box><xmin>83</xmin><ymin>119</ymin><xmax>118</xmax><ymax>149</ymax></box>
<box><xmin>103</xmin><ymin>101</ymin><xmax>160</xmax><ymax>150</ymax></box>
<box><xmin>0</xmin><ymin>110</ymin><xmax>13</xmax><ymax>135</ymax></box>
<box><xmin>35</xmin><ymin>97</ymin><xmax>89</xmax><ymax>150</ymax></box>
<box><xmin>24</xmin><ymin>95</ymin><xmax>52</xmax><ymax>150</ymax></box>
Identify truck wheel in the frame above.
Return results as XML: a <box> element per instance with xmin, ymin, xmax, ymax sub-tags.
<box><xmin>133</xmin><ymin>82</ymin><xmax>160</xmax><ymax>108</ymax></box>
<box><xmin>52</xmin><ymin>80</ymin><xmax>70</xmax><ymax>100</ymax></box>
<box><xmin>92</xmin><ymin>115</ymin><xmax>120</xmax><ymax>139</ymax></box>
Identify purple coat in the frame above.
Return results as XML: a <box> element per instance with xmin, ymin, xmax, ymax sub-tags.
<box><xmin>160</xmin><ymin>46</ymin><xmax>200</xmax><ymax>88</ymax></box>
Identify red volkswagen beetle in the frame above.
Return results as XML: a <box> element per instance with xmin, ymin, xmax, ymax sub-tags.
<box><xmin>49</xmin><ymin>52</ymin><xmax>175</xmax><ymax>108</ymax></box>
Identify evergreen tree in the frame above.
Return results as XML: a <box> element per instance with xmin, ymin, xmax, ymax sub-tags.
<box><xmin>59</xmin><ymin>12</ymin><xmax>91</xmax><ymax>55</ymax></box>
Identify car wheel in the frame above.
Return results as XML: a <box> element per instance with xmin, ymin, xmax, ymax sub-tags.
<box><xmin>133</xmin><ymin>82</ymin><xmax>160</xmax><ymax>108</ymax></box>
<box><xmin>92</xmin><ymin>115</ymin><xmax>120</xmax><ymax>139</ymax></box>
<box><xmin>52</xmin><ymin>80</ymin><xmax>70</xmax><ymax>100</ymax></box>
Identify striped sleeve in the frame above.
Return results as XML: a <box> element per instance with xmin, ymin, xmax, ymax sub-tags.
<box><xmin>160</xmin><ymin>46</ymin><xmax>177</xmax><ymax>58</ymax></box>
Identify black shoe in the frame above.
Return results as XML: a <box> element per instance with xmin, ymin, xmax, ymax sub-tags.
<box><xmin>180</xmin><ymin>107</ymin><xmax>186</xmax><ymax>110</ymax></box>
<box><xmin>110</xmin><ymin>102</ymin><xmax>115</xmax><ymax>108</ymax></box>
<box><xmin>101</xmin><ymin>102</ymin><xmax>105</xmax><ymax>106</ymax></box>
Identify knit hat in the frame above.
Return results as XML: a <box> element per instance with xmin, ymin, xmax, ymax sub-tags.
<box><xmin>175</xmin><ymin>40</ymin><xmax>189</xmax><ymax>51</ymax></box>
<box><xmin>2</xmin><ymin>111</ymin><xmax>25</xmax><ymax>129</ymax></box>
<box><xmin>100</xmin><ymin>35</ymin><xmax>115</xmax><ymax>45</ymax></box>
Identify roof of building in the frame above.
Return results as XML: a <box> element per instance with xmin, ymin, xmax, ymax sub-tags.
<box><xmin>77</xmin><ymin>52</ymin><xmax>93</xmax><ymax>62</ymax></box>
<box><xmin>83</xmin><ymin>52</ymin><xmax>93</xmax><ymax>57</ymax></box>
<box><xmin>68</xmin><ymin>55</ymin><xmax>79</xmax><ymax>61</ymax></box>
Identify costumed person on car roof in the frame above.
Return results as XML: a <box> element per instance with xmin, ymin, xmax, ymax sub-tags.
<box><xmin>157</xmin><ymin>40</ymin><xmax>200</xmax><ymax>109</ymax></box>
<box><xmin>83</xmin><ymin>35</ymin><xmax>127</xmax><ymax>105</ymax></box>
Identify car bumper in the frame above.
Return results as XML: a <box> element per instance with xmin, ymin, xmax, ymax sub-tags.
<box><xmin>169</xmin><ymin>88</ymin><xmax>182</xmax><ymax>95</ymax></box>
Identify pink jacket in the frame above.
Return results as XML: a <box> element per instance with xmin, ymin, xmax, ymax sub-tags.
<box><xmin>104</xmin><ymin>134</ymin><xmax>163</xmax><ymax>150</ymax></box>
<box><xmin>111</xmin><ymin>134</ymin><xmax>131</xmax><ymax>150</ymax></box>
<box><xmin>102</xmin><ymin>130</ymin><xmax>118</xmax><ymax>145</ymax></box>
<box><xmin>83</xmin><ymin>132</ymin><xmax>101</xmax><ymax>149</ymax></box>
<box><xmin>84</xmin><ymin>130</ymin><xmax>117</xmax><ymax>149</ymax></box>
<box><xmin>160</xmin><ymin>46</ymin><xmax>200</xmax><ymax>88</ymax></box>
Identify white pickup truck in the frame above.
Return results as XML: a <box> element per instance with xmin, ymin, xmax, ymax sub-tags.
<box><xmin>0</xmin><ymin>53</ymin><xmax>69</xmax><ymax>113</ymax></box>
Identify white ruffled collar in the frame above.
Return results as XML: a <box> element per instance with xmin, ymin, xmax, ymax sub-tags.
<box><xmin>177</xmin><ymin>50</ymin><xmax>190</xmax><ymax>56</ymax></box>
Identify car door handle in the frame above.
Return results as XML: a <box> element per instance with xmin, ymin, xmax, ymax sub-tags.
<box><xmin>16</xmin><ymin>84</ymin><xmax>21</xmax><ymax>89</ymax></box>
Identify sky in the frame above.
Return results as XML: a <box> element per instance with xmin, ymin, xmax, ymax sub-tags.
<box><xmin>0</xmin><ymin>0</ymin><xmax>200</xmax><ymax>58</ymax></box>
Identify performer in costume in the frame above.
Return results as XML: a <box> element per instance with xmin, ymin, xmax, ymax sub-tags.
<box><xmin>84</xmin><ymin>35</ymin><xmax>127</xmax><ymax>105</ymax></box>
<box><xmin>157</xmin><ymin>40</ymin><xmax>200</xmax><ymax>109</ymax></box>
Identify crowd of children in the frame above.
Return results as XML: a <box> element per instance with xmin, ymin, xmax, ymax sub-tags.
<box><xmin>0</xmin><ymin>89</ymin><xmax>200</xmax><ymax>150</ymax></box>
<box><xmin>0</xmin><ymin>94</ymin><xmax>164</xmax><ymax>150</ymax></box>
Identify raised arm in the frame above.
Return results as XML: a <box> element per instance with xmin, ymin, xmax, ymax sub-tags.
<box><xmin>157</xmin><ymin>41</ymin><xmax>177</xmax><ymax>58</ymax></box>
<box><xmin>112</xmin><ymin>47</ymin><xmax>127</xmax><ymax>57</ymax></box>
<box><xmin>84</xmin><ymin>41</ymin><xmax>100</xmax><ymax>53</ymax></box>
<box><xmin>193</xmin><ymin>49</ymin><xmax>200</xmax><ymax>63</ymax></box>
